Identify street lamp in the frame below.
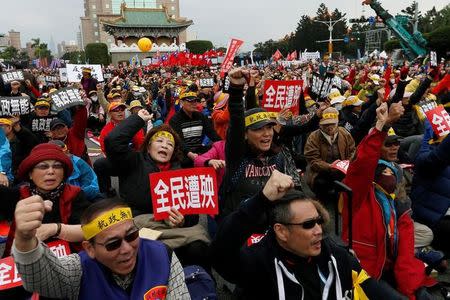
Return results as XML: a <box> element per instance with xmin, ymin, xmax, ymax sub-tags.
<box><xmin>314</xmin><ymin>14</ymin><xmax>346</xmax><ymax>57</ymax></box>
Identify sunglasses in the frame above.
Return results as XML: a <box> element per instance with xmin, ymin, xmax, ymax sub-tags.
<box><xmin>93</xmin><ymin>227</ymin><xmax>139</xmax><ymax>251</ymax></box>
<box><xmin>281</xmin><ymin>216</ymin><xmax>325</xmax><ymax>230</ymax></box>
<box><xmin>111</xmin><ymin>107</ymin><xmax>126</xmax><ymax>112</ymax></box>
<box><xmin>34</xmin><ymin>162</ymin><xmax>64</xmax><ymax>171</ymax></box>
<box><xmin>384</xmin><ymin>141</ymin><xmax>400</xmax><ymax>147</ymax></box>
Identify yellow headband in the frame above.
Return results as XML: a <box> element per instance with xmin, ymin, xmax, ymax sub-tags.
<box><xmin>267</xmin><ymin>112</ymin><xmax>278</xmax><ymax>119</ymax></box>
<box><xmin>245</xmin><ymin>112</ymin><xmax>271</xmax><ymax>127</ymax></box>
<box><xmin>0</xmin><ymin>118</ymin><xmax>12</xmax><ymax>126</ymax></box>
<box><xmin>35</xmin><ymin>101</ymin><xmax>50</xmax><ymax>107</ymax></box>
<box><xmin>81</xmin><ymin>207</ymin><xmax>133</xmax><ymax>240</ymax></box>
<box><xmin>180</xmin><ymin>91</ymin><xmax>198</xmax><ymax>100</ymax></box>
<box><xmin>151</xmin><ymin>131</ymin><xmax>175</xmax><ymax>143</ymax></box>
<box><xmin>322</xmin><ymin>113</ymin><xmax>338</xmax><ymax>120</ymax></box>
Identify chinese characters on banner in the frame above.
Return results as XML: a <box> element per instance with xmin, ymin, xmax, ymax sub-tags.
<box><xmin>150</xmin><ymin>167</ymin><xmax>218</xmax><ymax>221</ymax></box>
<box><xmin>261</xmin><ymin>80</ymin><xmax>303</xmax><ymax>115</ymax></box>
<box><xmin>49</xmin><ymin>88</ymin><xmax>84</xmax><ymax>112</ymax></box>
<box><xmin>424</xmin><ymin>105</ymin><xmax>450</xmax><ymax>138</ymax></box>
<box><xmin>0</xmin><ymin>240</ymin><xmax>70</xmax><ymax>291</ymax></box>
<box><xmin>66</xmin><ymin>64</ymin><xmax>104</xmax><ymax>82</ymax></box>
<box><xmin>219</xmin><ymin>38</ymin><xmax>244</xmax><ymax>78</ymax></box>
<box><xmin>417</xmin><ymin>100</ymin><xmax>437</xmax><ymax>120</ymax></box>
<box><xmin>30</xmin><ymin>116</ymin><xmax>58</xmax><ymax>133</ymax></box>
<box><xmin>331</xmin><ymin>160</ymin><xmax>350</xmax><ymax>175</ymax></box>
<box><xmin>311</xmin><ymin>73</ymin><xmax>333</xmax><ymax>98</ymax></box>
<box><xmin>0</xmin><ymin>96</ymin><xmax>30</xmax><ymax>117</ymax></box>
<box><xmin>44</xmin><ymin>75</ymin><xmax>58</xmax><ymax>83</ymax></box>
<box><xmin>199</xmin><ymin>78</ymin><xmax>214</xmax><ymax>88</ymax></box>
<box><xmin>247</xmin><ymin>234</ymin><xmax>266</xmax><ymax>246</ymax></box>
<box><xmin>0</xmin><ymin>70</ymin><xmax>24</xmax><ymax>84</ymax></box>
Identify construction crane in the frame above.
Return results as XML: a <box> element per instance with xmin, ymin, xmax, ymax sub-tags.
<box><xmin>362</xmin><ymin>0</ymin><xmax>427</xmax><ymax>60</ymax></box>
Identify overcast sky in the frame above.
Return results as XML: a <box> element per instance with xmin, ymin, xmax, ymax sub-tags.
<box><xmin>1</xmin><ymin>0</ymin><xmax>448</xmax><ymax>52</ymax></box>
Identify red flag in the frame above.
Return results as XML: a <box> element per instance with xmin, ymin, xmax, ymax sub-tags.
<box><xmin>286</xmin><ymin>52</ymin><xmax>292</xmax><ymax>61</ymax></box>
<box><xmin>272</xmin><ymin>49</ymin><xmax>283</xmax><ymax>61</ymax></box>
<box><xmin>383</xmin><ymin>65</ymin><xmax>392</xmax><ymax>101</ymax></box>
<box><xmin>220</xmin><ymin>38</ymin><xmax>244</xmax><ymax>77</ymax></box>
<box><xmin>291</xmin><ymin>50</ymin><xmax>297</xmax><ymax>60</ymax></box>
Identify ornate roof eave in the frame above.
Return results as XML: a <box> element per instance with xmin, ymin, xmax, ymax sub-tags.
<box><xmin>102</xmin><ymin>24</ymin><xmax>191</xmax><ymax>38</ymax></box>
<box><xmin>101</xmin><ymin>20</ymin><xmax>193</xmax><ymax>28</ymax></box>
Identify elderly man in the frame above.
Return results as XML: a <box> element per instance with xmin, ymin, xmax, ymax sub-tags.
<box><xmin>12</xmin><ymin>199</ymin><xmax>190</xmax><ymax>299</ymax></box>
<box><xmin>211</xmin><ymin>169</ymin><xmax>404</xmax><ymax>299</ymax></box>
<box><xmin>304</xmin><ymin>107</ymin><xmax>355</xmax><ymax>202</ymax></box>
<box><xmin>169</xmin><ymin>88</ymin><xmax>221</xmax><ymax>167</ymax></box>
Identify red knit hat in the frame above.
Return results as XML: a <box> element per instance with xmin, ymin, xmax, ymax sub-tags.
<box><xmin>17</xmin><ymin>144</ymin><xmax>73</xmax><ymax>180</ymax></box>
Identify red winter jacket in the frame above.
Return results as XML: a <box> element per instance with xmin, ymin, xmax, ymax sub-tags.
<box><xmin>99</xmin><ymin>119</ymin><xmax>144</xmax><ymax>153</ymax></box>
<box><xmin>342</xmin><ymin>128</ymin><xmax>434</xmax><ymax>299</ymax></box>
<box><xmin>4</xmin><ymin>184</ymin><xmax>83</xmax><ymax>257</ymax></box>
<box><xmin>66</xmin><ymin>106</ymin><xmax>88</xmax><ymax>158</ymax></box>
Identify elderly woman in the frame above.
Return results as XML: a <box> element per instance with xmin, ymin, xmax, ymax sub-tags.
<box><xmin>0</xmin><ymin>143</ymin><xmax>90</xmax><ymax>299</ymax></box>
<box><xmin>104</xmin><ymin>109</ymin><xmax>210</xmax><ymax>271</ymax></box>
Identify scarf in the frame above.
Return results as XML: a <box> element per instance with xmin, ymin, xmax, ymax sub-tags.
<box><xmin>374</xmin><ymin>184</ymin><xmax>398</xmax><ymax>260</ymax></box>
<box><xmin>157</xmin><ymin>162</ymin><xmax>171</xmax><ymax>172</ymax></box>
<box><xmin>30</xmin><ymin>182</ymin><xmax>65</xmax><ymax>204</ymax></box>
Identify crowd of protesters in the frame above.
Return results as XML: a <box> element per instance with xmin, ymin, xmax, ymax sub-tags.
<box><xmin>0</xmin><ymin>54</ymin><xmax>450</xmax><ymax>299</ymax></box>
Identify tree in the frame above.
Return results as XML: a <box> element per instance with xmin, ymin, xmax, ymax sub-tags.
<box><xmin>0</xmin><ymin>46</ymin><xmax>19</xmax><ymax>60</ymax></box>
<box><xmin>85</xmin><ymin>43</ymin><xmax>110</xmax><ymax>65</ymax></box>
<box><xmin>425</xmin><ymin>25</ymin><xmax>450</xmax><ymax>57</ymax></box>
<box><xmin>61</xmin><ymin>51</ymin><xmax>86</xmax><ymax>64</ymax></box>
<box><xmin>30</xmin><ymin>38</ymin><xmax>52</xmax><ymax>67</ymax></box>
<box><xmin>186</xmin><ymin>40</ymin><xmax>213</xmax><ymax>54</ymax></box>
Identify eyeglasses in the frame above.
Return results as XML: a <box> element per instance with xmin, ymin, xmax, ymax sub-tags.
<box><xmin>384</xmin><ymin>141</ymin><xmax>400</xmax><ymax>147</ymax></box>
<box><xmin>280</xmin><ymin>216</ymin><xmax>325</xmax><ymax>230</ymax></box>
<box><xmin>93</xmin><ymin>227</ymin><xmax>139</xmax><ymax>251</ymax></box>
<box><xmin>34</xmin><ymin>162</ymin><xmax>64</xmax><ymax>171</ymax></box>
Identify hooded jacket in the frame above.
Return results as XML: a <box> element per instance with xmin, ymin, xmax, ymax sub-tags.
<box><xmin>342</xmin><ymin>128</ymin><xmax>434</xmax><ymax>298</ymax></box>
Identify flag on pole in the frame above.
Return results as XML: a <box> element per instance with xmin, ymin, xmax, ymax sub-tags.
<box><xmin>272</xmin><ymin>49</ymin><xmax>283</xmax><ymax>61</ymax></box>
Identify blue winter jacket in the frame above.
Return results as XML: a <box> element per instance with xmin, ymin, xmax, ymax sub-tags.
<box><xmin>411</xmin><ymin>120</ymin><xmax>450</xmax><ymax>228</ymax></box>
<box><xmin>0</xmin><ymin>129</ymin><xmax>13</xmax><ymax>182</ymax></box>
<box><xmin>67</xmin><ymin>155</ymin><xmax>100</xmax><ymax>201</ymax></box>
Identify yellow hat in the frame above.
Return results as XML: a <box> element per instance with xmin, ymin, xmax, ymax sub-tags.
<box><xmin>320</xmin><ymin>107</ymin><xmax>339</xmax><ymax>125</ymax></box>
<box><xmin>305</xmin><ymin>99</ymin><xmax>317</xmax><ymax>108</ymax></box>
<box><xmin>405</xmin><ymin>79</ymin><xmax>420</xmax><ymax>93</ymax></box>
<box><xmin>0</xmin><ymin>118</ymin><xmax>12</xmax><ymax>126</ymax></box>
<box><xmin>128</xmin><ymin>100</ymin><xmax>143</xmax><ymax>110</ymax></box>
<box><xmin>180</xmin><ymin>91</ymin><xmax>198</xmax><ymax>101</ymax></box>
<box><xmin>112</xmin><ymin>93</ymin><xmax>122</xmax><ymax>99</ymax></box>
<box><xmin>82</xmin><ymin>67</ymin><xmax>92</xmax><ymax>74</ymax></box>
<box><xmin>342</xmin><ymin>96</ymin><xmax>364</xmax><ymax>107</ymax></box>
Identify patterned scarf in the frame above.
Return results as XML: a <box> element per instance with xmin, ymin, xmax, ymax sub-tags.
<box><xmin>30</xmin><ymin>182</ymin><xmax>65</xmax><ymax>204</ymax></box>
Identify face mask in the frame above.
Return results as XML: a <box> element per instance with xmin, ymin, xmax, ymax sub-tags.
<box><xmin>376</xmin><ymin>174</ymin><xmax>397</xmax><ymax>194</ymax></box>
<box><xmin>91</xmin><ymin>96</ymin><xmax>98</xmax><ymax>102</ymax></box>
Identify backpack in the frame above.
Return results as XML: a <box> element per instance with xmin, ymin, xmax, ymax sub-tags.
<box><xmin>184</xmin><ymin>265</ymin><xmax>217</xmax><ymax>300</ymax></box>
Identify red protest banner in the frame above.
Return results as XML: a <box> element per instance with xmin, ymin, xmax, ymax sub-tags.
<box><xmin>261</xmin><ymin>80</ymin><xmax>303</xmax><ymax>115</ymax></box>
<box><xmin>219</xmin><ymin>38</ymin><xmax>244</xmax><ymax>78</ymax></box>
<box><xmin>424</xmin><ymin>105</ymin><xmax>450</xmax><ymax>138</ymax></box>
<box><xmin>149</xmin><ymin>167</ymin><xmax>219</xmax><ymax>221</ymax></box>
<box><xmin>0</xmin><ymin>240</ymin><xmax>70</xmax><ymax>291</ymax></box>
<box><xmin>331</xmin><ymin>160</ymin><xmax>350</xmax><ymax>175</ymax></box>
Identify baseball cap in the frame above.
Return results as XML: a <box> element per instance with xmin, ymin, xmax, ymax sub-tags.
<box><xmin>108</xmin><ymin>102</ymin><xmax>127</xmax><ymax>112</ymax></box>
<box><xmin>342</xmin><ymin>96</ymin><xmax>364</xmax><ymax>107</ymax></box>
<box><xmin>320</xmin><ymin>107</ymin><xmax>339</xmax><ymax>125</ymax></box>
<box><xmin>244</xmin><ymin>108</ymin><xmax>277</xmax><ymax>130</ymax></box>
<box><xmin>50</xmin><ymin>118</ymin><xmax>67</xmax><ymax>130</ymax></box>
<box><xmin>385</xmin><ymin>127</ymin><xmax>402</xmax><ymax>144</ymax></box>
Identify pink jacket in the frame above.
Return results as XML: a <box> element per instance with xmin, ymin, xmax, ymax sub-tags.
<box><xmin>194</xmin><ymin>140</ymin><xmax>225</xmax><ymax>187</ymax></box>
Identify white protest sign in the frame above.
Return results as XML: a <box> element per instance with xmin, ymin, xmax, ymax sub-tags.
<box><xmin>66</xmin><ymin>64</ymin><xmax>104</xmax><ymax>83</ymax></box>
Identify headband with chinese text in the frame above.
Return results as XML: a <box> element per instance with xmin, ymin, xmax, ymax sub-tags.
<box><xmin>321</xmin><ymin>113</ymin><xmax>338</xmax><ymax>120</ymax></box>
<box><xmin>180</xmin><ymin>91</ymin><xmax>198</xmax><ymax>100</ymax></box>
<box><xmin>151</xmin><ymin>131</ymin><xmax>175</xmax><ymax>144</ymax></box>
<box><xmin>245</xmin><ymin>112</ymin><xmax>271</xmax><ymax>127</ymax></box>
<box><xmin>82</xmin><ymin>207</ymin><xmax>133</xmax><ymax>240</ymax></box>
